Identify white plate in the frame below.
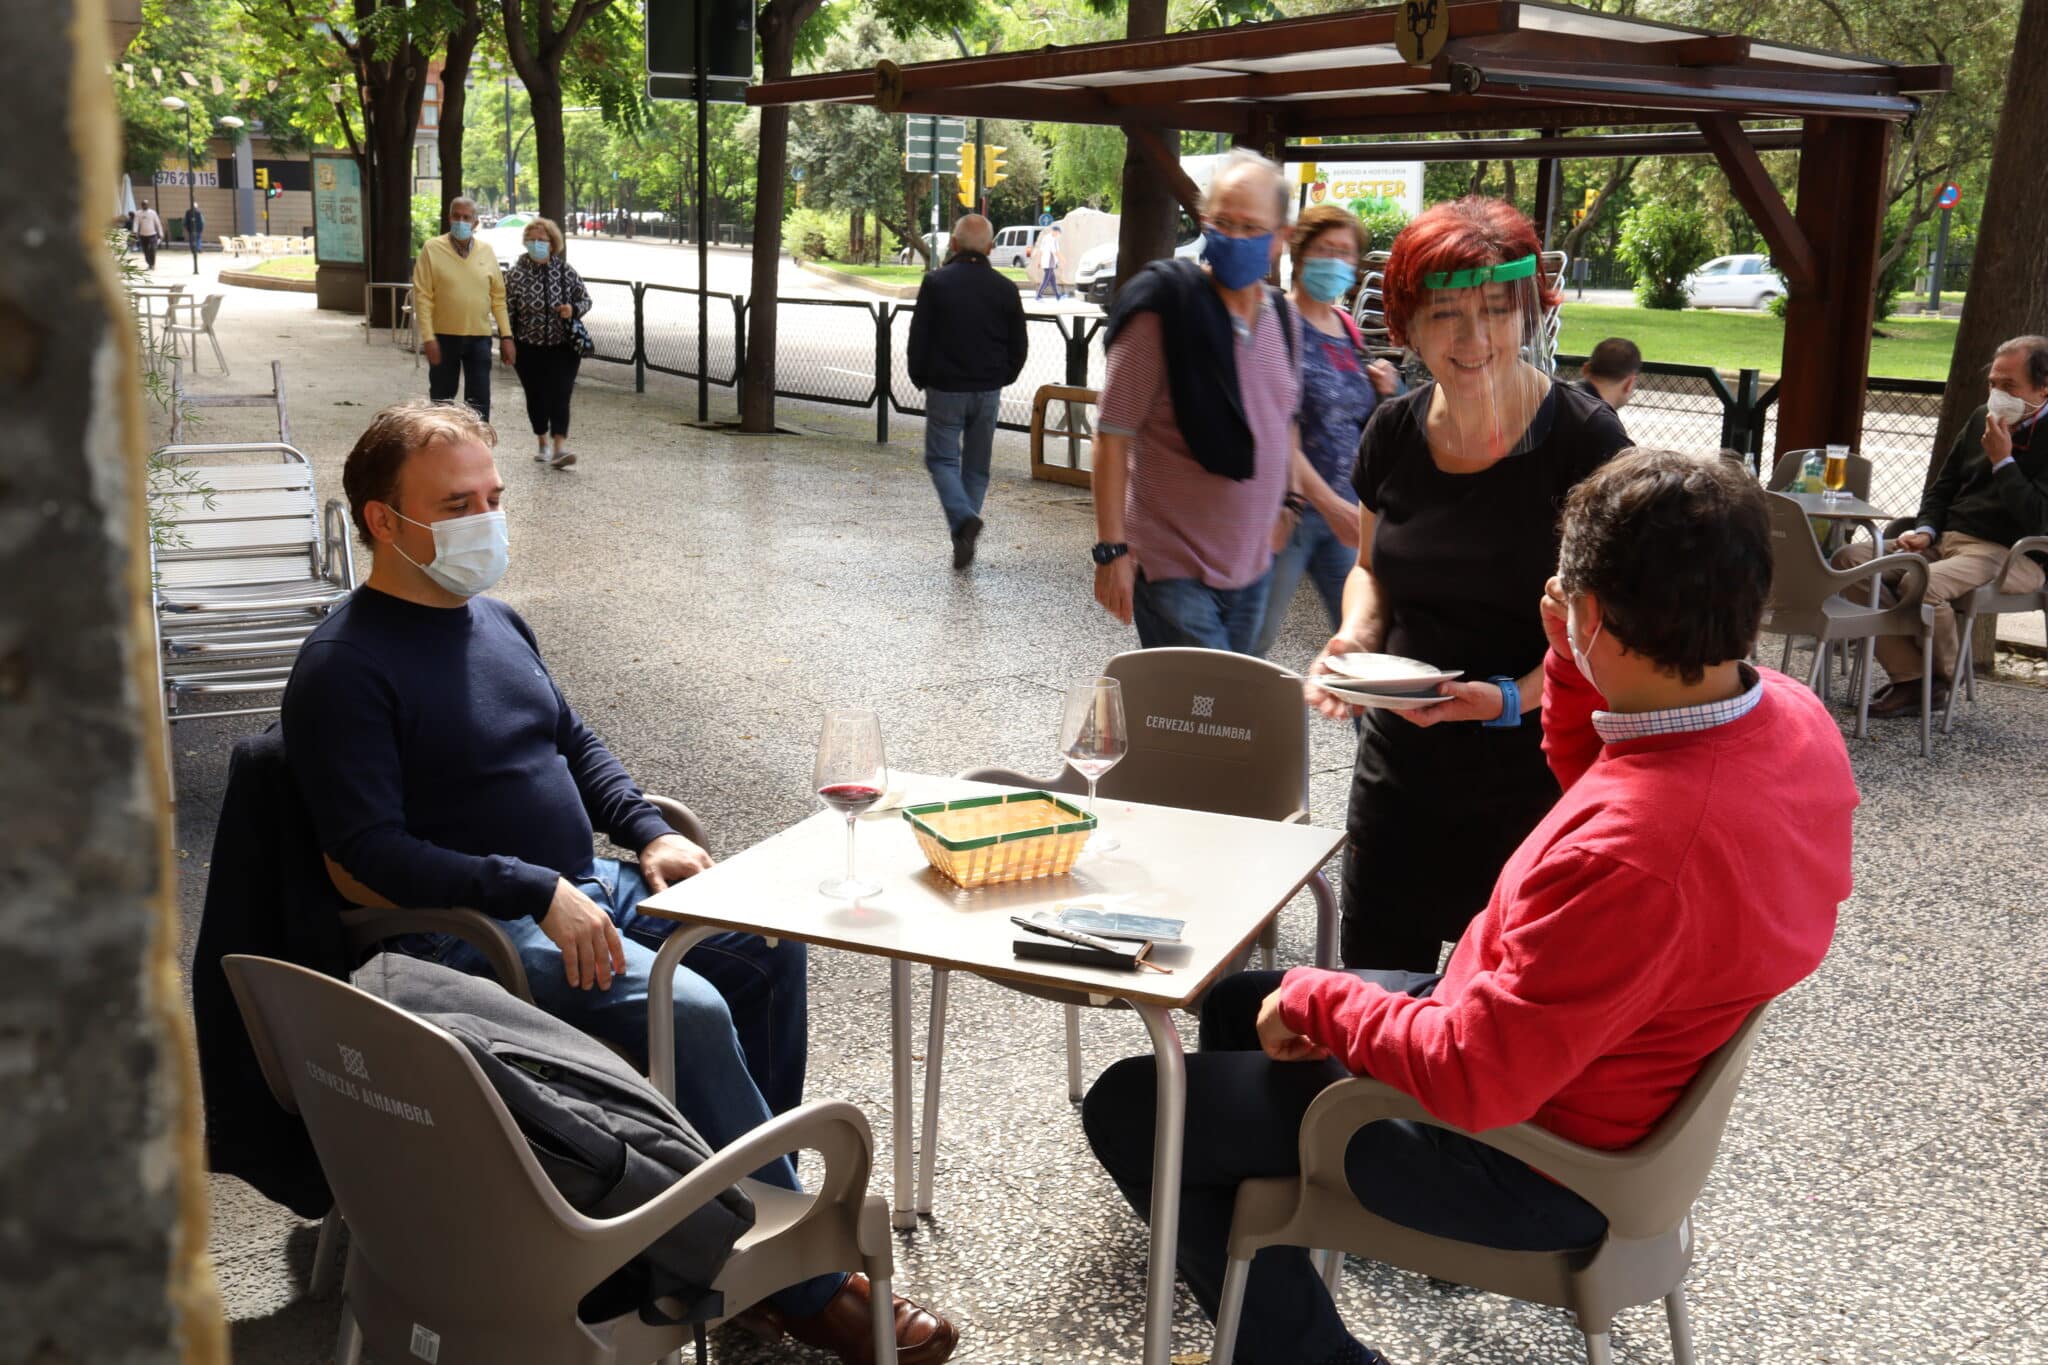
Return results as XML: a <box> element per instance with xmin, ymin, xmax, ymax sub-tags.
<box><xmin>1310</xmin><ymin>677</ymin><xmax>1452</xmax><ymax>711</ymax></box>
<box><xmin>1323</xmin><ymin>652</ymin><xmax>1463</xmax><ymax>691</ymax></box>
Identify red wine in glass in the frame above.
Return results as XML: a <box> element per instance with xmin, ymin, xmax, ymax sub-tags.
<box><xmin>818</xmin><ymin>782</ymin><xmax>884</xmax><ymax>814</ymax></box>
<box><xmin>814</xmin><ymin>709</ymin><xmax>887</xmax><ymax>899</ymax></box>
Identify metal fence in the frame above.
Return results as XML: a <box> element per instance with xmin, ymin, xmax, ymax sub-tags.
<box><xmin>585</xmin><ymin>285</ymin><xmax>1944</xmax><ymax>505</ymax></box>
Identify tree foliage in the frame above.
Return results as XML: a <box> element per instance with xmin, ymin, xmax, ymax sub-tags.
<box><xmin>1617</xmin><ymin>200</ymin><xmax>1717</xmax><ymax>309</ymax></box>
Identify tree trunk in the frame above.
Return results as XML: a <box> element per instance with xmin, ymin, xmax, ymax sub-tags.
<box><xmin>1112</xmin><ymin>0</ymin><xmax>1175</xmax><ymax>296</ymax></box>
<box><xmin>367</xmin><ymin>70</ymin><xmax>424</xmax><ymax>304</ymax></box>
<box><xmin>439</xmin><ymin>1</ymin><xmax>481</xmax><ymax>223</ymax></box>
<box><xmin>527</xmin><ymin>78</ymin><xmax>567</xmax><ymax>224</ymax></box>
<box><xmin>1933</xmin><ymin>0</ymin><xmax>2048</xmax><ymax>476</ymax></box>
<box><xmin>1503</xmin><ymin>160</ymin><xmax>1518</xmax><ymax>213</ymax></box>
<box><xmin>743</xmin><ymin>2</ymin><xmax>821</xmax><ymax>432</ymax></box>
<box><xmin>1467</xmin><ymin>160</ymin><xmax>1489</xmax><ymax>197</ymax></box>
<box><xmin>1560</xmin><ymin>156</ymin><xmax>1640</xmax><ymax>261</ymax></box>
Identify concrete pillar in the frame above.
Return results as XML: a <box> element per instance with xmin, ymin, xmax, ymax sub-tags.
<box><xmin>0</xmin><ymin>1</ymin><xmax>225</xmax><ymax>1359</ymax></box>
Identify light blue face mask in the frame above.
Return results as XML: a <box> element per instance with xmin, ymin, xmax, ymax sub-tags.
<box><xmin>450</xmin><ymin>220</ymin><xmax>474</xmax><ymax>242</ymax></box>
<box><xmin>526</xmin><ymin>240</ymin><xmax>550</xmax><ymax>262</ymax></box>
<box><xmin>1298</xmin><ymin>257</ymin><xmax>1357</xmax><ymax>303</ymax></box>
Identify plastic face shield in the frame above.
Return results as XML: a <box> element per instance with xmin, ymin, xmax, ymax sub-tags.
<box><xmin>1403</xmin><ymin>253</ymin><xmax>1548</xmax><ymax>461</ymax></box>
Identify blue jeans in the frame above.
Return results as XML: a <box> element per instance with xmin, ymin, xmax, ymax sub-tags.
<box><xmin>1082</xmin><ymin>970</ymin><xmax>1607</xmax><ymax>1365</ymax></box>
<box><xmin>1254</xmin><ymin>505</ymin><xmax>1358</xmax><ymax>658</ymax></box>
<box><xmin>415</xmin><ymin>858</ymin><xmax>843</xmax><ymax>1317</ymax></box>
<box><xmin>923</xmin><ymin>388</ymin><xmax>999</xmax><ymax>534</ymax></box>
<box><xmin>1132</xmin><ymin>568</ymin><xmax>1273</xmax><ymax>655</ymax></box>
<box><xmin>427</xmin><ymin>334</ymin><xmax>494</xmax><ymax>422</ymax></box>
<box><xmin>1036</xmin><ymin>267</ymin><xmax>1063</xmax><ymax>299</ymax></box>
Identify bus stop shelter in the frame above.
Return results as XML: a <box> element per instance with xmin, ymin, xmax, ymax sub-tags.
<box><xmin>748</xmin><ymin>0</ymin><xmax>1951</xmax><ymax>463</ymax></box>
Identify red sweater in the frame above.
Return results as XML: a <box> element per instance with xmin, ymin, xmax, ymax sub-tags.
<box><xmin>1281</xmin><ymin>652</ymin><xmax>1855</xmax><ymax>1149</ymax></box>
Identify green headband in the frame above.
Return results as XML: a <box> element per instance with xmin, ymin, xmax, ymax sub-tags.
<box><xmin>1422</xmin><ymin>253</ymin><xmax>1538</xmax><ymax>290</ymax></box>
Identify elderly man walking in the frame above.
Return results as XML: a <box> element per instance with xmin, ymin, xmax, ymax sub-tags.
<box><xmin>1091</xmin><ymin>148</ymin><xmax>1300</xmax><ymax>652</ymax></box>
<box><xmin>412</xmin><ymin>196</ymin><xmax>515</xmax><ymax>421</ymax></box>
<box><xmin>907</xmin><ymin>214</ymin><xmax>1028</xmax><ymax>570</ymax></box>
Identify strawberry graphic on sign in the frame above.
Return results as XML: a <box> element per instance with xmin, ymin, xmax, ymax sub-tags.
<box><xmin>1309</xmin><ymin>182</ymin><xmax>1329</xmax><ymax>204</ymax></box>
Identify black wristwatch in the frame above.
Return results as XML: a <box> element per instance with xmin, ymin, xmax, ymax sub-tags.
<box><xmin>1091</xmin><ymin>541</ymin><xmax>1130</xmax><ymax>566</ymax></box>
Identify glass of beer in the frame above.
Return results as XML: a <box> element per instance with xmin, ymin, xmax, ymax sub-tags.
<box><xmin>1822</xmin><ymin>444</ymin><xmax>1850</xmax><ymax>504</ymax></box>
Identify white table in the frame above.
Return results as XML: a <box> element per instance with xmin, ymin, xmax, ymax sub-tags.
<box><xmin>636</xmin><ymin>774</ymin><xmax>1345</xmax><ymax>1365</ymax></box>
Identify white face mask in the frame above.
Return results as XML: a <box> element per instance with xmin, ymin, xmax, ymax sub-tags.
<box><xmin>383</xmin><ymin>504</ymin><xmax>508</xmax><ymax>597</ymax></box>
<box><xmin>1568</xmin><ymin>601</ymin><xmax>1604</xmax><ymax>695</ymax></box>
<box><xmin>1987</xmin><ymin>388</ymin><xmax>2036</xmax><ymax>424</ymax></box>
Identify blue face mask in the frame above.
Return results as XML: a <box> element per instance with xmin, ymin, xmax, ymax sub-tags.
<box><xmin>526</xmin><ymin>240</ymin><xmax>550</xmax><ymax>262</ymax></box>
<box><xmin>1203</xmin><ymin>227</ymin><xmax>1274</xmax><ymax>290</ymax></box>
<box><xmin>450</xmin><ymin>220</ymin><xmax>474</xmax><ymax>241</ymax></box>
<box><xmin>1298</xmin><ymin>257</ymin><xmax>1356</xmax><ymax>303</ymax></box>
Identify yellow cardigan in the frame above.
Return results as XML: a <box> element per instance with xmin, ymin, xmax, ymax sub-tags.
<box><xmin>412</xmin><ymin>234</ymin><xmax>512</xmax><ymax>339</ymax></box>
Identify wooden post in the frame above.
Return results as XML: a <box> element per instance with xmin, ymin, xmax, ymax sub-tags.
<box><xmin>1773</xmin><ymin>117</ymin><xmax>1890</xmax><ymax>459</ymax></box>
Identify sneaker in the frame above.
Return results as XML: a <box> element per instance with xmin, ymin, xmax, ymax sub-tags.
<box><xmin>951</xmin><ymin>515</ymin><xmax>982</xmax><ymax>570</ymax></box>
<box><xmin>549</xmin><ymin>449</ymin><xmax>577</xmax><ymax>470</ymax></box>
<box><xmin>534</xmin><ymin>446</ymin><xmax>549</xmax><ymax>462</ymax></box>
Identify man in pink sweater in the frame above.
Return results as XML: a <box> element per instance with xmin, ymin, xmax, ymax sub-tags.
<box><xmin>1083</xmin><ymin>449</ymin><xmax>1856</xmax><ymax>1365</ymax></box>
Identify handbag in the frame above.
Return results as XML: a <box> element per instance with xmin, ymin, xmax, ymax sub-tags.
<box><xmin>546</xmin><ymin>262</ymin><xmax>597</xmax><ymax>358</ymax></box>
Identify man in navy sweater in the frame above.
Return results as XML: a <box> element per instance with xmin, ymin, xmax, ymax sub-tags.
<box><xmin>282</xmin><ymin>402</ymin><xmax>958</xmax><ymax>1363</ymax></box>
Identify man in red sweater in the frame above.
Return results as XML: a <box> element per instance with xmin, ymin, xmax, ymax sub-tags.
<box><xmin>1082</xmin><ymin>449</ymin><xmax>1856</xmax><ymax>1365</ymax></box>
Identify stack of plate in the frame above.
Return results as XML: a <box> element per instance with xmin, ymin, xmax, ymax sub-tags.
<box><xmin>1308</xmin><ymin>653</ymin><xmax>1462</xmax><ymax>711</ymax></box>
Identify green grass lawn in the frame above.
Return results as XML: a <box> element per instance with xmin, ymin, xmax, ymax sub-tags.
<box><xmin>241</xmin><ymin>256</ymin><xmax>319</xmax><ymax>281</ymax></box>
<box><xmin>816</xmin><ymin>261</ymin><xmax>1029</xmax><ymax>284</ymax></box>
<box><xmin>1558</xmin><ymin>303</ymin><xmax>1956</xmax><ymax>382</ymax></box>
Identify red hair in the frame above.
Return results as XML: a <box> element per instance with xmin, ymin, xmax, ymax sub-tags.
<box><xmin>1381</xmin><ymin>197</ymin><xmax>1559</xmax><ymax>347</ymax></box>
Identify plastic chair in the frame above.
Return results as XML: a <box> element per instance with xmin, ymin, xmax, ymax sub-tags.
<box><xmin>916</xmin><ymin>647</ymin><xmax>1340</xmax><ymax>1220</ymax></box>
<box><xmin>223</xmin><ymin>954</ymin><xmax>899</xmax><ymax>1365</ymax></box>
<box><xmin>164</xmin><ymin>293</ymin><xmax>229</xmax><ymax>374</ymax></box>
<box><xmin>1210</xmin><ymin>1006</ymin><xmax>1774</xmax><ymax>1365</ymax></box>
<box><xmin>1945</xmin><ymin>534</ymin><xmax>2048</xmax><ymax>734</ymax></box>
<box><xmin>1757</xmin><ymin>493</ymin><xmax>1937</xmax><ymax>754</ymax></box>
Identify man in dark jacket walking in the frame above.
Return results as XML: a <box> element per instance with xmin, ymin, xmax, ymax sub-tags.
<box><xmin>907</xmin><ymin>214</ymin><xmax>1028</xmax><ymax>569</ymax></box>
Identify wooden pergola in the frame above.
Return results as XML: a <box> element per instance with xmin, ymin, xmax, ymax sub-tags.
<box><xmin>749</xmin><ymin>0</ymin><xmax>1951</xmax><ymax>460</ymax></box>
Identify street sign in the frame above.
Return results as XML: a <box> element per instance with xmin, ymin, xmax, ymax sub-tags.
<box><xmin>646</xmin><ymin>0</ymin><xmax>753</xmax><ymax>104</ymax></box>
<box><xmin>1936</xmin><ymin>181</ymin><xmax>1961</xmax><ymax>209</ymax></box>
<box><xmin>1038</xmin><ymin>211</ymin><xmax>1054</xmax><ymax>227</ymax></box>
<box><xmin>903</xmin><ymin>116</ymin><xmax>966</xmax><ymax>176</ymax></box>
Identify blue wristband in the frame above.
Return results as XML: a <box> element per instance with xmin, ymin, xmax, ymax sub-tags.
<box><xmin>1481</xmin><ymin>675</ymin><xmax>1522</xmax><ymax>728</ymax></box>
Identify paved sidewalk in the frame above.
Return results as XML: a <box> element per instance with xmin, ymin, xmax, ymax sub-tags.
<box><xmin>171</xmin><ymin>284</ymin><xmax>2048</xmax><ymax>1363</ymax></box>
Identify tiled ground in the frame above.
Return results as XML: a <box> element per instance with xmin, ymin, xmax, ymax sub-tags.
<box><xmin>175</xmin><ymin>286</ymin><xmax>2048</xmax><ymax>1363</ymax></box>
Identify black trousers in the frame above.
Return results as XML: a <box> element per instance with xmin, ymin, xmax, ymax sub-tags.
<box><xmin>512</xmin><ymin>342</ymin><xmax>582</xmax><ymax>437</ymax></box>
<box><xmin>1341</xmin><ymin>709</ymin><xmax>1560</xmax><ymax>971</ymax></box>
<box><xmin>1081</xmin><ymin>969</ymin><xmax>1607</xmax><ymax>1365</ymax></box>
<box><xmin>427</xmin><ymin>334</ymin><xmax>494</xmax><ymax>421</ymax></box>
<box><xmin>138</xmin><ymin>234</ymin><xmax>160</xmax><ymax>268</ymax></box>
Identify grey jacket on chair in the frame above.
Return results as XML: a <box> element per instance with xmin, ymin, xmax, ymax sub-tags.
<box><xmin>353</xmin><ymin>951</ymin><xmax>755</xmax><ymax>1324</ymax></box>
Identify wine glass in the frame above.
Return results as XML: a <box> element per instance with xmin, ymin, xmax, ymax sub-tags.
<box><xmin>814</xmin><ymin>708</ymin><xmax>887</xmax><ymax>900</ymax></box>
<box><xmin>1060</xmin><ymin>677</ymin><xmax>1128</xmax><ymax>853</ymax></box>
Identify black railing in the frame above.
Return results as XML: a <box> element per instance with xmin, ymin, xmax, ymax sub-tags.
<box><xmin>577</xmin><ymin>286</ymin><xmax>1946</xmax><ymax>495</ymax></box>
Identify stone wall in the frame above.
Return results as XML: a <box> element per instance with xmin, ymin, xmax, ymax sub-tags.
<box><xmin>0</xmin><ymin>0</ymin><xmax>224</xmax><ymax>1359</ymax></box>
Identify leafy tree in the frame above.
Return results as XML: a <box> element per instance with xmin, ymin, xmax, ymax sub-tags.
<box><xmin>117</xmin><ymin>0</ymin><xmax>306</xmax><ymax>189</ymax></box>
<box><xmin>499</xmin><ymin>0</ymin><xmax>635</xmax><ymax>225</ymax></box>
<box><xmin>1616</xmin><ymin>201</ymin><xmax>1716</xmax><ymax>309</ymax></box>
<box><xmin>1347</xmin><ymin>196</ymin><xmax>1408</xmax><ymax>253</ymax></box>
<box><xmin>437</xmin><ymin>0</ymin><xmax>484</xmax><ymax>223</ymax></box>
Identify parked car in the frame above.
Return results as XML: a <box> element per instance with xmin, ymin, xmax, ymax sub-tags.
<box><xmin>989</xmin><ymin>224</ymin><xmax>1040</xmax><ymax>270</ymax></box>
<box><xmin>1685</xmin><ymin>254</ymin><xmax>1784</xmax><ymax>310</ymax></box>
<box><xmin>1076</xmin><ymin>237</ymin><xmax>1232</xmax><ymax>305</ymax></box>
<box><xmin>893</xmin><ymin>231</ymin><xmax>945</xmax><ymax>266</ymax></box>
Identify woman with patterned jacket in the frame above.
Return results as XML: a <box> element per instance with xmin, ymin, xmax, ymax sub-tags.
<box><xmin>507</xmin><ymin>217</ymin><xmax>594</xmax><ymax>470</ymax></box>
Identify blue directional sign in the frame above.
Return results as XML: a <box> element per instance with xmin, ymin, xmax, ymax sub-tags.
<box><xmin>1038</xmin><ymin>211</ymin><xmax>1054</xmax><ymax>226</ymax></box>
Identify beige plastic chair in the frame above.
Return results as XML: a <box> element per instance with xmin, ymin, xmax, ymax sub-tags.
<box><xmin>1768</xmin><ymin>448</ymin><xmax>1872</xmax><ymax>499</ymax></box>
<box><xmin>1210</xmin><ymin>1005</ymin><xmax>1774</xmax><ymax>1365</ymax></box>
<box><xmin>1945</xmin><ymin>535</ymin><xmax>2048</xmax><ymax>735</ymax></box>
<box><xmin>165</xmin><ymin>293</ymin><xmax>229</xmax><ymax>374</ymax></box>
<box><xmin>1757</xmin><ymin>492</ymin><xmax>1937</xmax><ymax>754</ymax></box>
<box><xmin>916</xmin><ymin>647</ymin><xmax>1339</xmax><ymax>1218</ymax></box>
<box><xmin>224</xmin><ymin>954</ymin><xmax>898</xmax><ymax>1365</ymax></box>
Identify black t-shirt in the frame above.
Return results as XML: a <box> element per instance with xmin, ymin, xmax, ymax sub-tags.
<box><xmin>1352</xmin><ymin>379</ymin><xmax>1631</xmax><ymax>684</ymax></box>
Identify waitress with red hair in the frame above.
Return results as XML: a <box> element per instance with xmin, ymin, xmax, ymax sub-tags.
<box><xmin>1307</xmin><ymin>198</ymin><xmax>1630</xmax><ymax>970</ymax></box>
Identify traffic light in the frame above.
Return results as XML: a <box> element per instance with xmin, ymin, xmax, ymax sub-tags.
<box><xmin>956</xmin><ymin>143</ymin><xmax>976</xmax><ymax>207</ymax></box>
<box><xmin>255</xmin><ymin>167</ymin><xmax>269</xmax><ymax>191</ymax></box>
<box><xmin>984</xmin><ymin>146</ymin><xmax>1007</xmax><ymax>186</ymax></box>
<box><xmin>267</xmin><ymin>184</ymin><xmax>282</xmax><ymax>200</ymax></box>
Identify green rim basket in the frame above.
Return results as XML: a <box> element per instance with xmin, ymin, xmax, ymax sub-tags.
<box><xmin>902</xmin><ymin>790</ymin><xmax>1097</xmax><ymax>889</ymax></box>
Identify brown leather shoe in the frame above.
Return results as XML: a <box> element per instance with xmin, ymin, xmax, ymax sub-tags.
<box><xmin>768</xmin><ymin>1272</ymin><xmax>959</xmax><ymax>1364</ymax></box>
<box><xmin>1868</xmin><ymin>679</ymin><xmax>1949</xmax><ymax>718</ymax></box>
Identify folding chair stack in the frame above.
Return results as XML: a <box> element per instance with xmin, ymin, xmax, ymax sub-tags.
<box><xmin>150</xmin><ymin>440</ymin><xmax>356</xmax><ymax>793</ymax></box>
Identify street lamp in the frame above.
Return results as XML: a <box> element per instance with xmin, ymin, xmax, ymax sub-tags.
<box><xmin>219</xmin><ymin>115</ymin><xmax>246</xmax><ymax>237</ymax></box>
<box><xmin>161</xmin><ymin>95</ymin><xmax>200</xmax><ymax>275</ymax></box>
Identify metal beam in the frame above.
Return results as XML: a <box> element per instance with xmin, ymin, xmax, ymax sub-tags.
<box><xmin>745</xmin><ymin>0</ymin><xmax>1519</xmax><ymax>106</ymax></box>
<box><xmin>1289</xmin><ymin>128</ymin><xmax>1804</xmax><ymax>162</ymax></box>
<box><xmin>1698</xmin><ymin>112</ymin><xmax>1817</xmax><ymax>295</ymax></box>
<box><xmin>1450</xmin><ymin>62</ymin><xmax>1920</xmax><ymax>118</ymax></box>
<box><xmin>1101</xmin><ymin>57</ymin><xmax>1448</xmax><ymax>108</ymax></box>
